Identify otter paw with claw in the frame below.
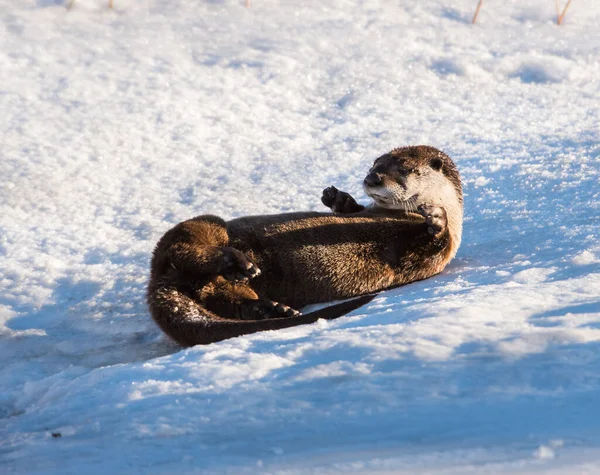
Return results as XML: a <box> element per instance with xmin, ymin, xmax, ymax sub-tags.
<box><xmin>249</xmin><ymin>300</ymin><xmax>302</xmax><ymax>320</ymax></box>
<box><xmin>219</xmin><ymin>248</ymin><xmax>261</xmax><ymax>282</ymax></box>
<box><xmin>417</xmin><ymin>204</ymin><xmax>447</xmax><ymax>237</ymax></box>
<box><xmin>321</xmin><ymin>186</ymin><xmax>364</xmax><ymax>213</ymax></box>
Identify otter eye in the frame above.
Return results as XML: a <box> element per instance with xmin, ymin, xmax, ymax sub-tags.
<box><xmin>430</xmin><ymin>157</ymin><xmax>443</xmax><ymax>171</ymax></box>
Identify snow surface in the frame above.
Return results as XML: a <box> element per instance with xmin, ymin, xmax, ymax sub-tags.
<box><xmin>1</xmin><ymin>0</ymin><xmax>599</xmax><ymax>473</ymax></box>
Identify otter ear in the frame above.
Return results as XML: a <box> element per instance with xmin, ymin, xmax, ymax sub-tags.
<box><xmin>430</xmin><ymin>157</ymin><xmax>443</xmax><ymax>171</ymax></box>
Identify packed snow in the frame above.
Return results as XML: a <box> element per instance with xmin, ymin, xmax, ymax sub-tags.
<box><xmin>1</xmin><ymin>0</ymin><xmax>599</xmax><ymax>473</ymax></box>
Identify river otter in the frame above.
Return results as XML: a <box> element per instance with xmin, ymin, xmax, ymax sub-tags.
<box><xmin>147</xmin><ymin>145</ymin><xmax>463</xmax><ymax>346</ymax></box>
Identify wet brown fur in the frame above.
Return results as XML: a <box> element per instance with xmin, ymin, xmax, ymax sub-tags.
<box><xmin>147</xmin><ymin>145</ymin><xmax>463</xmax><ymax>346</ymax></box>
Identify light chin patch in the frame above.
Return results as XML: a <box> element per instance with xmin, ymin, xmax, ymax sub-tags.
<box><xmin>366</xmin><ymin>182</ymin><xmax>419</xmax><ymax>210</ymax></box>
<box><xmin>375</xmin><ymin>199</ymin><xmax>393</xmax><ymax>208</ymax></box>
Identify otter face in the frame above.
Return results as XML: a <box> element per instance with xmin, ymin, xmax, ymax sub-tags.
<box><xmin>363</xmin><ymin>145</ymin><xmax>464</xmax><ymax>258</ymax></box>
<box><xmin>363</xmin><ymin>154</ymin><xmax>438</xmax><ymax>211</ymax></box>
<box><xmin>362</xmin><ymin>146</ymin><xmax>462</xmax><ymax>214</ymax></box>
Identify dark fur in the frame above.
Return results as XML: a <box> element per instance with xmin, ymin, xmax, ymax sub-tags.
<box><xmin>148</xmin><ymin>146</ymin><xmax>463</xmax><ymax>346</ymax></box>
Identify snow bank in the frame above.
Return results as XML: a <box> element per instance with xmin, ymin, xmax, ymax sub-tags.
<box><xmin>1</xmin><ymin>0</ymin><xmax>599</xmax><ymax>473</ymax></box>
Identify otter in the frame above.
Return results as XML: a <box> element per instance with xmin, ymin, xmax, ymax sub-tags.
<box><xmin>147</xmin><ymin>145</ymin><xmax>463</xmax><ymax>346</ymax></box>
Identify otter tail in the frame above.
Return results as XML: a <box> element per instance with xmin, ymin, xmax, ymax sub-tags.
<box><xmin>149</xmin><ymin>287</ymin><xmax>375</xmax><ymax>347</ymax></box>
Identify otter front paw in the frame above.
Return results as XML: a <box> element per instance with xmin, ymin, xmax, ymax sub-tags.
<box><xmin>248</xmin><ymin>300</ymin><xmax>302</xmax><ymax>320</ymax></box>
<box><xmin>417</xmin><ymin>204</ymin><xmax>447</xmax><ymax>237</ymax></box>
<box><xmin>321</xmin><ymin>186</ymin><xmax>364</xmax><ymax>213</ymax></box>
<box><xmin>218</xmin><ymin>248</ymin><xmax>261</xmax><ymax>282</ymax></box>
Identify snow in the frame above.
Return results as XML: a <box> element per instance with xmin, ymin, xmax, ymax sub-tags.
<box><xmin>1</xmin><ymin>0</ymin><xmax>599</xmax><ymax>473</ymax></box>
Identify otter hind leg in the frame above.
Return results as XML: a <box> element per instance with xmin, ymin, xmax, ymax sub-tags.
<box><xmin>205</xmin><ymin>282</ymin><xmax>302</xmax><ymax>321</ymax></box>
<box><xmin>159</xmin><ymin>216</ymin><xmax>261</xmax><ymax>283</ymax></box>
<box><xmin>247</xmin><ymin>300</ymin><xmax>302</xmax><ymax>320</ymax></box>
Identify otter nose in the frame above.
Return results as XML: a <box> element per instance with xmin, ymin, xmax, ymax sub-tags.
<box><xmin>364</xmin><ymin>172</ymin><xmax>382</xmax><ymax>187</ymax></box>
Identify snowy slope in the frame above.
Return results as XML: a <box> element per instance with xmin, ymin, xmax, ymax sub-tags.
<box><xmin>1</xmin><ymin>0</ymin><xmax>599</xmax><ymax>473</ymax></box>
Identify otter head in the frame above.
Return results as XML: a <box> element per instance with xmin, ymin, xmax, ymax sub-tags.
<box><xmin>363</xmin><ymin>145</ymin><xmax>464</xmax><ymax>256</ymax></box>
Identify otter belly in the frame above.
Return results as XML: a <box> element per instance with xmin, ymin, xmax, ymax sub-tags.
<box><xmin>228</xmin><ymin>213</ymin><xmax>404</xmax><ymax>307</ymax></box>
